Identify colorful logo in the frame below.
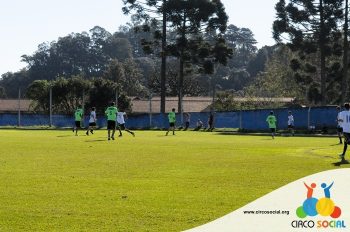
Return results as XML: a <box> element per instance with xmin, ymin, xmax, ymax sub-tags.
<box><xmin>296</xmin><ymin>182</ymin><xmax>341</xmax><ymax>219</ymax></box>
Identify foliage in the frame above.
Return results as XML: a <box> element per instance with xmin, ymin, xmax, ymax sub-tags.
<box><xmin>164</xmin><ymin>0</ymin><xmax>232</xmax><ymax>112</ymax></box>
<box><xmin>105</xmin><ymin>59</ymin><xmax>145</xmax><ymax>96</ymax></box>
<box><xmin>245</xmin><ymin>45</ymin><xmax>304</xmax><ymax>100</ymax></box>
<box><xmin>87</xmin><ymin>78</ymin><xmax>131</xmax><ymax>113</ymax></box>
<box><xmin>25</xmin><ymin>77</ymin><xmax>131</xmax><ymax>113</ymax></box>
<box><xmin>0</xmin><ymin>86</ymin><xmax>7</xmax><ymax>98</ymax></box>
<box><xmin>273</xmin><ymin>0</ymin><xmax>344</xmax><ymax>104</ymax></box>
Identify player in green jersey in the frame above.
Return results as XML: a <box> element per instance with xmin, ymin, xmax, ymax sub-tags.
<box><xmin>105</xmin><ymin>102</ymin><xmax>118</xmax><ymax>140</ymax></box>
<box><xmin>266</xmin><ymin>111</ymin><xmax>277</xmax><ymax>139</ymax></box>
<box><xmin>165</xmin><ymin>108</ymin><xmax>176</xmax><ymax>136</ymax></box>
<box><xmin>73</xmin><ymin>105</ymin><xmax>83</xmax><ymax>136</ymax></box>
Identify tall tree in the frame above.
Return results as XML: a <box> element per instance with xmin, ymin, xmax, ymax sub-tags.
<box><xmin>164</xmin><ymin>0</ymin><xmax>232</xmax><ymax>113</ymax></box>
<box><xmin>122</xmin><ymin>0</ymin><xmax>168</xmax><ymax>113</ymax></box>
<box><xmin>273</xmin><ymin>0</ymin><xmax>343</xmax><ymax>104</ymax></box>
<box><xmin>342</xmin><ymin>0</ymin><xmax>349</xmax><ymax>104</ymax></box>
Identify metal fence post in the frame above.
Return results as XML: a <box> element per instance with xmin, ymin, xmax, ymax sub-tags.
<box><xmin>17</xmin><ymin>88</ymin><xmax>21</xmax><ymax>127</ymax></box>
<box><xmin>239</xmin><ymin>108</ymin><xmax>242</xmax><ymax>130</ymax></box>
<box><xmin>149</xmin><ymin>93</ymin><xmax>152</xmax><ymax>128</ymax></box>
<box><xmin>308</xmin><ymin>106</ymin><xmax>311</xmax><ymax>129</ymax></box>
<box><xmin>49</xmin><ymin>87</ymin><xmax>52</xmax><ymax>127</ymax></box>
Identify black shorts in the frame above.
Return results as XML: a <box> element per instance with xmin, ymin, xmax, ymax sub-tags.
<box><xmin>89</xmin><ymin>122</ymin><xmax>96</xmax><ymax>127</ymax></box>
<box><xmin>288</xmin><ymin>124</ymin><xmax>294</xmax><ymax>129</ymax></box>
<box><xmin>337</xmin><ymin>127</ymin><xmax>343</xmax><ymax>133</ymax></box>
<box><xmin>107</xmin><ymin>120</ymin><xmax>116</xmax><ymax>130</ymax></box>
<box><xmin>270</xmin><ymin>128</ymin><xmax>276</xmax><ymax>133</ymax></box>
<box><xmin>75</xmin><ymin>121</ymin><xmax>81</xmax><ymax>128</ymax></box>
<box><xmin>169</xmin><ymin>122</ymin><xmax>175</xmax><ymax>127</ymax></box>
<box><xmin>118</xmin><ymin>124</ymin><xmax>126</xmax><ymax>130</ymax></box>
<box><xmin>344</xmin><ymin>133</ymin><xmax>350</xmax><ymax>143</ymax></box>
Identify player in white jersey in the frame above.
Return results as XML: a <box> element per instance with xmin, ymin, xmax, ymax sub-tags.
<box><xmin>336</xmin><ymin>106</ymin><xmax>343</xmax><ymax>144</ymax></box>
<box><xmin>337</xmin><ymin>103</ymin><xmax>350</xmax><ymax>161</ymax></box>
<box><xmin>287</xmin><ymin>111</ymin><xmax>294</xmax><ymax>136</ymax></box>
<box><xmin>86</xmin><ymin>107</ymin><xmax>97</xmax><ymax>136</ymax></box>
<box><xmin>117</xmin><ymin>110</ymin><xmax>135</xmax><ymax>137</ymax></box>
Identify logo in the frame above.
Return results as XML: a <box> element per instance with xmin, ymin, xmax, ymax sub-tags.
<box><xmin>291</xmin><ymin>181</ymin><xmax>346</xmax><ymax>229</ymax></box>
<box><xmin>296</xmin><ymin>182</ymin><xmax>341</xmax><ymax>219</ymax></box>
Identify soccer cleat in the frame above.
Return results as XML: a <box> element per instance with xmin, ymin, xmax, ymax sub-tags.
<box><xmin>86</xmin><ymin>131</ymin><xmax>89</xmax><ymax>136</ymax></box>
<box><xmin>132</xmin><ymin>132</ymin><xmax>135</xmax><ymax>137</ymax></box>
<box><xmin>119</xmin><ymin>134</ymin><xmax>122</xmax><ymax>137</ymax></box>
<box><xmin>108</xmin><ymin>137</ymin><xmax>110</xmax><ymax>140</ymax></box>
<box><xmin>90</xmin><ymin>130</ymin><xmax>94</xmax><ymax>134</ymax></box>
<box><xmin>111</xmin><ymin>137</ymin><xmax>115</xmax><ymax>140</ymax></box>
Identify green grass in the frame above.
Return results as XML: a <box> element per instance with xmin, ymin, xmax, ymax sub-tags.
<box><xmin>0</xmin><ymin>130</ymin><xmax>347</xmax><ymax>231</ymax></box>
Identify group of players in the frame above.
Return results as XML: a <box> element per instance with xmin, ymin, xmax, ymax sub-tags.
<box><xmin>72</xmin><ymin>103</ymin><xmax>349</xmax><ymax>161</ymax></box>
<box><xmin>72</xmin><ymin>104</ymin><xmax>215</xmax><ymax>139</ymax></box>
<box><xmin>72</xmin><ymin>102</ymin><xmax>135</xmax><ymax>140</ymax></box>
<box><xmin>265</xmin><ymin>110</ymin><xmax>295</xmax><ymax>139</ymax></box>
<box><xmin>266</xmin><ymin>105</ymin><xmax>350</xmax><ymax>162</ymax></box>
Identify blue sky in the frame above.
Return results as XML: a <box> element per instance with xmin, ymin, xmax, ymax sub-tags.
<box><xmin>0</xmin><ymin>0</ymin><xmax>277</xmax><ymax>76</ymax></box>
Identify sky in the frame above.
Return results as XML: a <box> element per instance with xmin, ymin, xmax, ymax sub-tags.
<box><xmin>0</xmin><ymin>0</ymin><xmax>278</xmax><ymax>76</ymax></box>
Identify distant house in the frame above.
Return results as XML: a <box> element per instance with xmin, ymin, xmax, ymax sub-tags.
<box><xmin>0</xmin><ymin>97</ymin><xmax>294</xmax><ymax>113</ymax></box>
<box><xmin>131</xmin><ymin>96</ymin><xmax>294</xmax><ymax>113</ymax></box>
<box><xmin>0</xmin><ymin>99</ymin><xmax>32</xmax><ymax>112</ymax></box>
<box><xmin>131</xmin><ymin>96</ymin><xmax>214</xmax><ymax>113</ymax></box>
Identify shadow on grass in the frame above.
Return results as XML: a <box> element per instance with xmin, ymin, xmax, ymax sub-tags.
<box><xmin>57</xmin><ymin>135</ymin><xmax>73</xmax><ymax>138</ymax></box>
<box><xmin>332</xmin><ymin>159</ymin><xmax>350</xmax><ymax>167</ymax></box>
<box><xmin>216</xmin><ymin>132</ymin><xmax>270</xmax><ymax>137</ymax></box>
<box><xmin>329</xmin><ymin>143</ymin><xmax>343</xmax><ymax>147</ymax></box>
<box><xmin>85</xmin><ymin>139</ymin><xmax>107</xmax><ymax>142</ymax></box>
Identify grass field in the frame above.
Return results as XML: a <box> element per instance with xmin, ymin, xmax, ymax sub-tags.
<box><xmin>0</xmin><ymin>130</ymin><xmax>348</xmax><ymax>231</ymax></box>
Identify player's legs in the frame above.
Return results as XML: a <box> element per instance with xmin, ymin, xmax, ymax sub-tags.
<box><xmin>337</xmin><ymin>127</ymin><xmax>343</xmax><ymax>144</ymax></box>
<box><xmin>271</xmin><ymin>128</ymin><xmax>275</xmax><ymax>139</ymax></box>
<box><xmin>184</xmin><ymin>122</ymin><xmax>189</xmax><ymax>131</ymax></box>
<box><xmin>75</xmin><ymin>121</ymin><xmax>80</xmax><ymax>136</ymax></box>
<box><xmin>166</xmin><ymin>122</ymin><xmax>174</xmax><ymax>136</ymax></box>
<box><xmin>86</xmin><ymin>125</ymin><xmax>91</xmax><ymax>135</ymax></box>
<box><xmin>107</xmin><ymin>129</ymin><xmax>111</xmax><ymax>140</ymax></box>
<box><xmin>340</xmin><ymin>133</ymin><xmax>350</xmax><ymax>160</ymax></box>
<box><xmin>107</xmin><ymin>121</ymin><xmax>115</xmax><ymax>140</ymax></box>
<box><xmin>90</xmin><ymin>122</ymin><xmax>96</xmax><ymax>134</ymax></box>
<box><xmin>121</xmin><ymin>124</ymin><xmax>135</xmax><ymax>136</ymax></box>
<box><xmin>111</xmin><ymin>128</ymin><xmax>116</xmax><ymax>140</ymax></box>
<box><xmin>165</xmin><ymin>127</ymin><xmax>170</xmax><ymax>136</ymax></box>
<box><xmin>289</xmin><ymin>125</ymin><xmax>294</xmax><ymax>136</ymax></box>
<box><xmin>117</xmin><ymin>124</ymin><xmax>123</xmax><ymax>137</ymax></box>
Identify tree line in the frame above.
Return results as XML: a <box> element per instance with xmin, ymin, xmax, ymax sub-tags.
<box><xmin>1</xmin><ymin>0</ymin><xmax>349</xmax><ymax>113</ymax></box>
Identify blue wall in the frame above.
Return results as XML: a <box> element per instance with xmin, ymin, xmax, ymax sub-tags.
<box><xmin>0</xmin><ymin>106</ymin><xmax>338</xmax><ymax>130</ymax></box>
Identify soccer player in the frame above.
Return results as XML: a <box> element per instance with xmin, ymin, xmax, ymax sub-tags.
<box><xmin>208</xmin><ymin>113</ymin><xmax>214</xmax><ymax>132</ymax></box>
<box><xmin>117</xmin><ymin>110</ymin><xmax>135</xmax><ymax>137</ymax></box>
<box><xmin>165</xmin><ymin>108</ymin><xmax>176</xmax><ymax>136</ymax></box>
<box><xmin>336</xmin><ymin>106</ymin><xmax>343</xmax><ymax>144</ymax></box>
<box><xmin>86</xmin><ymin>107</ymin><xmax>97</xmax><ymax>136</ymax></box>
<box><xmin>105</xmin><ymin>102</ymin><xmax>118</xmax><ymax>140</ymax></box>
<box><xmin>183</xmin><ymin>112</ymin><xmax>190</xmax><ymax>131</ymax></box>
<box><xmin>337</xmin><ymin>103</ymin><xmax>350</xmax><ymax>161</ymax></box>
<box><xmin>266</xmin><ymin>111</ymin><xmax>277</xmax><ymax>139</ymax></box>
<box><xmin>194</xmin><ymin>119</ymin><xmax>203</xmax><ymax>131</ymax></box>
<box><xmin>73</xmin><ymin>105</ymin><xmax>83</xmax><ymax>136</ymax></box>
<box><xmin>287</xmin><ymin>111</ymin><xmax>295</xmax><ymax>136</ymax></box>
